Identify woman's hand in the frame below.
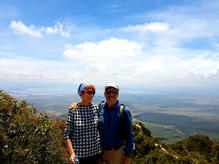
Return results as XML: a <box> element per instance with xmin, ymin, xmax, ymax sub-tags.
<box><xmin>70</xmin><ymin>153</ymin><xmax>76</xmax><ymax>164</ymax></box>
<box><xmin>69</xmin><ymin>103</ymin><xmax>78</xmax><ymax>110</ymax></box>
<box><xmin>123</xmin><ymin>156</ymin><xmax>131</xmax><ymax>164</ymax></box>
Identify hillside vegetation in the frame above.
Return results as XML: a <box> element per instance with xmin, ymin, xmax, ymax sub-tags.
<box><xmin>0</xmin><ymin>90</ymin><xmax>218</xmax><ymax>164</ymax></box>
<box><xmin>132</xmin><ymin>122</ymin><xmax>219</xmax><ymax>164</ymax></box>
<box><xmin>0</xmin><ymin>90</ymin><xmax>67</xmax><ymax>163</ymax></box>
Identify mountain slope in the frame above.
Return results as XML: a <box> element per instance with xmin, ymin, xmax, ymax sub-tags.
<box><xmin>132</xmin><ymin>121</ymin><xmax>219</xmax><ymax>164</ymax></box>
<box><xmin>1</xmin><ymin>90</ymin><xmax>218</xmax><ymax>164</ymax></box>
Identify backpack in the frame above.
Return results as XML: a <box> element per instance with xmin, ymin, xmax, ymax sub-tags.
<box><xmin>98</xmin><ymin>101</ymin><xmax>125</xmax><ymax>121</ymax></box>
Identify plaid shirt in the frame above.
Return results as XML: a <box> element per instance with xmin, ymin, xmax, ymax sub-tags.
<box><xmin>64</xmin><ymin>104</ymin><xmax>102</xmax><ymax>158</ymax></box>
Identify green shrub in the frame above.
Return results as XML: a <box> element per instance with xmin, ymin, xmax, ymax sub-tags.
<box><xmin>0</xmin><ymin>90</ymin><xmax>67</xmax><ymax>163</ymax></box>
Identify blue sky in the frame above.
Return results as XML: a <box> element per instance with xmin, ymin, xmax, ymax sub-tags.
<box><xmin>1</xmin><ymin>0</ymin><xmax>219</xmax><ymax>91</ymax></box>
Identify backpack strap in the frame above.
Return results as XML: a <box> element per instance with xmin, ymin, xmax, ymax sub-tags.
<box><xmin>119</xmin><ymin>104</ymin><xmax>125</xmax><ymax>120</ymax></box>
<box><xmin>119</xmin><ymin>104</ymin><xmax>134</xmax><ymax>150</ymax></box>
<box><xmin>98</xmin><ymin>101</ymin><xmax>105</xmax><ymax>117</ymax></box>
<box><xmin>118</xmin><ymin>104</ymin><xmax>126</xmax><ymax>143</ymax></box>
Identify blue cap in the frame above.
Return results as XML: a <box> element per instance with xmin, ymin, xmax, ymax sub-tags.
<box><xmin>78</xmin><ymin>83</ymin><xmax>88</xmax><ymax>95</ymax></box>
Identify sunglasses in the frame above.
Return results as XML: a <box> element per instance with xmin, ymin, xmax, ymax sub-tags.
<box><xmin>83</xmin><ymin>90</ymin><xmax>95</xmax><ymax>95</ymax></box>
<box><xmin>106</xmin><ymin>90</ymin><xmax>118</xmax><ymax>95</ymax></box>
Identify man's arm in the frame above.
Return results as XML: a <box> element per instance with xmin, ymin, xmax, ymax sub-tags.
<box><xmin>123</xmin><ymin>107</ymin><xmax>134</xmax><ymax>157</ymax></box>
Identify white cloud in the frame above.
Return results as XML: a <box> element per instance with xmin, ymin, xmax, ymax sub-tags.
<box><xmin>63</xmin><ymin>38</ymin><xmax>142</xmax><ymax>62</ymax></box>
<box><xmin>10</xmin><ymin>20</ymin><xmax>42</xmax><ymax>37</ymax></box>
<box><xmin>146</xmin><ymin>2</ymin><xmax>219</xmax><ymax>39</ymax></box>
<box><xmin>3</xmin><ymin>1</ymin><xmax>219</xmax><ymax>87</ymax></box>
<box><xmin>1</xmin><ymin>43</ymin><xmax>219</xmax><ymax>87</ymax></box>
<box><xmin>122</xmin><ymin>22</ymin><xmax>169</xmax><ymax>33</ymax></box>
<box><xmin>61</xmin><ymin>37</ymin><xmax>219</xmax><ymax>86</ymax></box>
<box><xmin>44</xmin><ymin>22</ymin><xmax>70</xmax><ymax>37</ymax></box>
<box><xmin>0</xmin><ymin>58</ymin><xmax>79</xmax><ymax>82</ymax></box>
<box><xmin>10</xmin><ymin>21</ymin><xmax>70</xmax><ymax>37</ymax></box>
<box><xmin>134</xmin><ymin>54</ymin><xmax>219</xmax><ymax>80</ymax></box>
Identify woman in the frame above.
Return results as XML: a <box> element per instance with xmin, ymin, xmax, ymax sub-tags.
<box><xmin>64</xmin><ymin>83</ymin><xmax>102</xmax><ymax>164</ymax></box>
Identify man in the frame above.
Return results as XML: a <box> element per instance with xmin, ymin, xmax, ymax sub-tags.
<box><xmin>98</xmin><ymin>84</ymin><xmax>134</xmax><ymax>164</ymax></box>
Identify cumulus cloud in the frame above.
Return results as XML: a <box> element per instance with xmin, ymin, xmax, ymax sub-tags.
<box><xmin>63</xmin><ymin>38</ymin><xmax>142</xmax><ymax>62</ymax></box>
<box><xmin>122</xmin><ymin>22</ymin><xmax>169</xmax><ymax>33</ymax></box>
<box><xmin>61</xmin><ymin>37</ymin><xmax>219</xmax><ymax>86</ymax></box>
<box><xmin>44</xmin><ymin>22</ymin><xmax>70</xmax><ymax>37</ymax></box>
<box><xmin>10</xmin><ymin>20</ymin><xmax>42</xmax><ymax>37</ymax></box>
<box><xmin>10</xmin><ymin>21</ymin><xmax>70</xmax><ymax>37</ymax></box>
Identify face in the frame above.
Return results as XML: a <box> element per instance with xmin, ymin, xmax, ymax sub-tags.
<box><xmin>104</xmin><ymin>87</ymin><xmax>119</xmax><ymax>107</ymax></box>
<box><xmin>81</xmin><ymin>89</ymin><xmax>95</xmax><ymax>104</ymax></box>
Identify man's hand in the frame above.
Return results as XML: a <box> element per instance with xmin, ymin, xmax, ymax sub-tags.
<box><xmin>69</xmin><ymin>153</ymin><xmax>76</xmax><ymax>164</ymax></box>
<box><xmin>123</xmin><ymin>156</ymin><xmax>131</xmax><ymax>164</ymax></box>
<box><xmin>69</xmin><ymin>103</ymin><xmax>78</xmax><ymax>110</ymax></box>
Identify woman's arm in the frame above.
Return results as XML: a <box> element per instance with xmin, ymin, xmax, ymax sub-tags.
<box><xmin>64</xmin><ymin>109</ymin><xmax>76</xmax><ymax>163</ymax></box>
<box><xmin>66</xmin><ymin>139</ymin><xmax>76</xmax><ymax>164</ymax></box>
